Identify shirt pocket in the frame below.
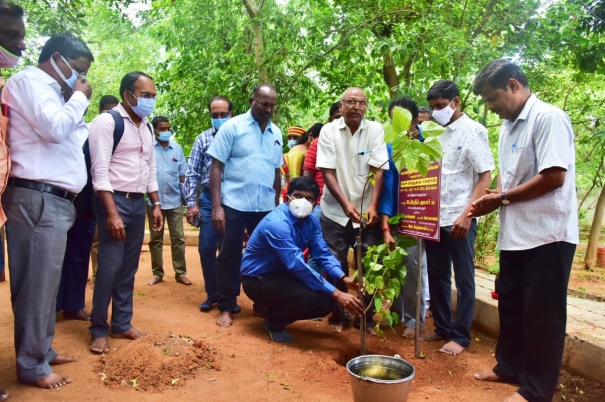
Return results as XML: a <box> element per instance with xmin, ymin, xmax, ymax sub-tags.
<box><xmin>443</xmin><ymin>145</ymin><xmax>463</xmax><ymax>172</ymax></box>
<box><xmin>356</xmin><ymin>153</ymin><xmax>370</xmax><ymax>177</ymax></box>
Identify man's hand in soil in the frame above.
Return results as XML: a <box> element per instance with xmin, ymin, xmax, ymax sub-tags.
<box><xmin>332</xmin><ymin>289</ymin><xmax>365</xmax><ymax>316</ymax></box>
<box><xmin>450</xmin><ymin>214</ymin><xmax>472</xmax><ymax>240</ymax></box>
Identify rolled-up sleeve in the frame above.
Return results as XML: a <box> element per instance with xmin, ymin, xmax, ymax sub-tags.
<box><xmin>89</xmin><ymin>113</ymin><xmax>116</xmax><ymax>193</ymax></box>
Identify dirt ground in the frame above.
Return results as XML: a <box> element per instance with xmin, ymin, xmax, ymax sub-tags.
<box><xmin>0</xmin><ymin>246</ymin><xmax>603</xmax><ymax>402</ymax></box>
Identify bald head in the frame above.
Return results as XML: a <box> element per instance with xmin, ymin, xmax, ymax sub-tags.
<box><xmin>249</xmin><ymin>83</ymin><xmax>278</xmax><ymax>126</ymax></box>
<box><xmin>339</xmin><ymin>87</ymin><xmax>367</xmax><ymax>132</ymax></box>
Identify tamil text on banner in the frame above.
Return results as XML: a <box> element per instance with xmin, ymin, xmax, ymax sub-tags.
<box><xmin>397</xmin><ymin>160</ymin><xmax>441</xmax><ymax>241</ymax></box>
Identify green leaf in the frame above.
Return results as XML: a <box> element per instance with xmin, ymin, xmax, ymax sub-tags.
<box><xmin>352</xmin><ymin>270</ymin><xmax>359</xmax><ymax>280</ymax></box>
<box><xmin>374</xmin><ymin>298</ymin><xmax>383</xmax><ymax>313</ymax></box>
<box><xmin>384</xmin><ymin>124</ymin><xmax>397</xmax><ymax>143</ymax></box>
<box><xmin>416</xmin><ymin>153</ymin><xmax>431</xmax><ymax>176</ymax></box>
<box><xmin>391</xmin><ymin>312</ymin><xmax>400</xmax><ymax>325</ymax></box>
<box><xmin>388</xmin><ymin>278</ymin><xmax>401</xmax><ymax>298</ymax></box>
<box><xmin>387</xmin><ymin>213</ymin><xmax>403</xmax><ymax>225</ymax></box>
<box><xmin>375</xmin><ymin>276</ymin><xmax>385</xmax><ymax>290</ymax></box>
<box><xmin>383</xmin><ymin>288</ymin><xmax>395</xmax><ymax>301</ymax></box>
<box><xmin>382</xmin><ymin>255</ymin><xmax>395</xmax><ymax>270</ymax></box>
<box><xmin>421</xmin><ymin>137</ymin><xmax>443</xmax><ymax>159</ymax></box>
<box><xmin>366</xmin><ymin>282</ymin><xmax>376</xmax><ymax>295</ymax></box>
<box><xmin>370</xmin><ymin>262</ymin><xmax>384</xmax><ymax>272</ymax></box>
<box><xmin>391</xmin><ymin>106</ymin><xmax>412</xmax><ymax>134</ymax></box>
<box><xmin>420</xmin><ymin>121</ymin><xmax>446</xmax><ymax>138</ymax></box>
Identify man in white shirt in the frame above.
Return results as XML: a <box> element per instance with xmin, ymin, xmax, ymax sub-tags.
<box><xmin>471</xmin><ymin>60</ymin><xmax>579</xmax><ymax>402</ymax></box>
<box><xmin>316</xmin><ymin>87</ymin><xmax>389</xmax><ymax>334</ymax></box>
<box><xmin>421</xmin><ymin>80</ymin><xmax>495</xmax><ymax>356</ymax></box>
<box><xmin>1</xmin><ymin>32</ymin><xmax>93</xmax><ymax>390</ymax></box>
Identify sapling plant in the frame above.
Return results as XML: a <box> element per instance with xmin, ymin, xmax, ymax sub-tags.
<box><xmin>355</xmin><ymin>106</ymin><xmax>445</xmax><ymax>351</ymax></box>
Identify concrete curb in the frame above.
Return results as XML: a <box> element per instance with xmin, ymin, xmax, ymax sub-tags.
<box><xmin>454</xmin><ymin>272</ymin><xmax>605</xmax><ymax>385</ymax></box>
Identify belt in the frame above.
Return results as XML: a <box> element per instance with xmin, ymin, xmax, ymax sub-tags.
<box><xmin>114</xmin><ymin>190</ymin><xmax>145</xmax><ymax>199</ymax></box>
<box><xmin>7</xmin><ymin>178</ymin><xmax>78</xmax><ymax>202</ymax></box>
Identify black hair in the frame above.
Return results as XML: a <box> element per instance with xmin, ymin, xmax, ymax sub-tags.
<box><xmin>388</xmin><ymin>96</ymin><xmax>419</xmax><ymax>120</ymax></box>
<box><xmin>99</xmin><ymin>95</ymin><xmax>119</xmax><ymax>111</ymax></box>
<box><xmin>288</xmin><ymin>176</ymin><xmax>320</xmax><ymax>201</ymax></box>
<box><xmin>208</xmin><ymin>96</ymin><xmax>233</xmax><ymax>112</ymax></box>
<box><xmin>418</xmin><ymin>106</ymin><xmax>432</xmax><ymax>116</ymax></box>
<box><xmin>473</xmin><ymin>59</ymin><xmax>529</xmax><ymax>95</ymax></box>
<box><xmin>0</xmin><ymin>1</ymin><xmax>24</xmax><ymax>18</ymax></box>
<box><xmin>38</xmin><ymin>32</ymin><xmax>94</xmax><ymax>64</ymax></box>
<box><xmin>329</xmin><ymin>101</ymin><xmax>341</xmax><ymax>118</ymax></box>
<box><xmin>295</xmin><ymin>123</ymin><xmax>324</xmax><ymax>145</ymax></box>
<box><xmin>151</xmin><ymin>116</ymin><xmax>169</xmax><ymax>129</ymax></box>
<box><xmin>252</xmin><ymin>83</ymin><xmax>276</xmax><ymax>97</ymax></box>
<box><xmin>426</xmin><ymin>80</ymin><xmax>460</xmax><ymax>102</ymax></box>
<box><xmin>119</xmin><ymin>71</ymin><xmax>153</xmax><ymax>101</ymax></box>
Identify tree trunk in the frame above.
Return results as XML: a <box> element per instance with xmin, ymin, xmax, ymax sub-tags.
<box><xmin>242</xmin><ymin>0</ymin><xmax>268</xmax><ymax>83</ymax></box>
<box><xmin>585</xmin><ymin>185</ymin><xmax>605</xmax><ymax>269</ymax></box>
<box><xmin>382</xmin><ymin>49</ymin><xmax>399</xmax><ymax>98</ymax></box>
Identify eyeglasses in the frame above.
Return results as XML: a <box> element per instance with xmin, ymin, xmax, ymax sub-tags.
<box><xmin>253</xmin><ymin>97</ymin><xmax>277</xmax><ymax>110</ymax></box>
<box><xmin>210</xmin><ymin>112</ymin><xmax>230</xmax><ymax>119</ymax></box>
<box><xmin>343</xmin><ymin>99</ymin><xmax>368</xmax><ymax>107</ymax></box>
<box><xmin>129</xmin><ymin>90</ymin><xmax>156</xmax><ymax>100</ymax></box>
<box><xmin>67</xmin><ymin>57</ymin><xmax>87</xmax><ymax>78</ymax></box>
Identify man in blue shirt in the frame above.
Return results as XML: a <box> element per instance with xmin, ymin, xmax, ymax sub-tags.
<box><xmin>241</xmin><ymin>177</ymin><xmax>365</xmax><ymax>343</ymax></box>
<box><xmin>208</xmin><ymin>84</ymin><xmax>283</xmax><ymax>328</ymax></box>
<box><xmin>185</xmin><ymin>96</ymin><xmax>233</xmax><ymax>312</ymax></box>
<box><xmin>146</xmin><ymin>116</ymin><xmax>190</xmax><ymax>286</ymax></box>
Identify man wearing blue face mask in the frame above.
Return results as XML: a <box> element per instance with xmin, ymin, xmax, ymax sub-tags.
<box><xmin>185</xmin><ymin>96</ymin><xmax>233</xmax><ymax>312</ymax></box>
<box><xmin>241</xmin><ymin>176</ymin><xmax>365</xmax><ymax>343</ymax></box>
<box><xmin>1</xmin><ymin>31</ymin><xmax>93</xmax><ymax>390</ymax></box>
<box><xmin>146</xmin><ymin>116</ymin><xmax>189</xmax><ymax>286</ymax></box>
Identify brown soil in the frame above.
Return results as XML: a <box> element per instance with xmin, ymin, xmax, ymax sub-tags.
<box><xmin>0</xmin><ymin>245</ymin><xmax>602</xmax><ymax>402</ymax></box>
<box><xmin>97</xmin><ymin>333</ymin><xmax>219</xmax><ymax>392</ymax></box>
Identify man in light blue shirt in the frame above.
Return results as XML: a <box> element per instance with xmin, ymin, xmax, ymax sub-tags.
<box><xmin>146</xmin><ymin>116</ymin><xmax>190</xmax><ymax>286</ymax></box>
<box><xmin>208</xmin><ymin>84</ymin><xmax>283</xmax><ymax>328</ymax></box>
<box><xmin>241</xmin><ymin>177</ymin><xmax>365</xmax><ymax>343</ymax></box>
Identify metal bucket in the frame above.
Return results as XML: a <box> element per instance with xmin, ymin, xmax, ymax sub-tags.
<box><xmin>346</xmin><ymin>354</ymin><xmax>415</xmax><ymax>402</ymax></box>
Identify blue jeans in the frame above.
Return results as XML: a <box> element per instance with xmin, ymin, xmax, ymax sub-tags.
<box><xmin>199</xmin><ymin>188</ymin><xmax>220</xmax><ymax>301</ymax></box>
<box><xmin>306</xmin><ymin>205</ymin><xmax>322</xmax><ymax>274</ymax></box>
<box><xmin>424</xmin><ymin>220</ymin><xmax>477</xmax><ymax>348</ymax></box>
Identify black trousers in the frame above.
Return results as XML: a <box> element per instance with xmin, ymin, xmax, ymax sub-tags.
<box><xmin>242</xmin><ymin>271</ymin><xmax>335</xmax><ymax>332</ymax></box>
<box><xmin>494</xmin><ymin>241</ymin><xmax>575</xmax><ymax>402</ymax></box>
<box><xmin>216</xmin><ymin>205</ymin><xmax>268</xmax><ymax>313</ymax></box>
<box><xmin>319</xmin><ymin>214</ymin><xmax>380</xmax><ymax>326</ymax></box>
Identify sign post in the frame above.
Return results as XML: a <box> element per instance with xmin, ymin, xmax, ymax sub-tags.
<box><xmin>398</xmin><ymin>160</ymin><xmax>441</xmax><ymax>358</ymax></box>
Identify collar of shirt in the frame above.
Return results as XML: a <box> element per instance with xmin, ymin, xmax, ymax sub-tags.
<box><xmin>116</xmin><ymin>103</ymin><xmax>149</xmax><ymax>126</ymax></box>
<box><xmin>28</xmin><ymin>66</ymin><xmax>62</xmax><ymax>95</ymax></box>
<box><xmin>153</xmin><ymin>137</ymin><xmax>174</xmax><ymax>149</ymax></box>
<box><xmin>337</xmin><ymin>116</ymin><xmax>368</xmax><ymax>134</ymax></box>
<box><xmin>243</xmin><ymin>109</ymin><xmax>274</xmax><ymax>134</ymax></box>
<box><xmin>506</xmin><ymin>94</ymin><xmax>538</xmax><ymax>127</ymax></box>
<box><xmin>445</xmin><ymin>113</ymin><xmax>468</xmax><ymax>132</ymax></box>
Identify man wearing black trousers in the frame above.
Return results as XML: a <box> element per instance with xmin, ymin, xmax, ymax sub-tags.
<box><xmin>470</xmin><ymin>59</ymin><xmax>579</xmax><ymax>402</ymax></box>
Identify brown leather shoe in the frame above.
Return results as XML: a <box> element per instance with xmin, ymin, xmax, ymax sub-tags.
<box><xmin>176</xmin><ymin>275</ymin><xmax>192</xmax><ymax>285</ymax></box>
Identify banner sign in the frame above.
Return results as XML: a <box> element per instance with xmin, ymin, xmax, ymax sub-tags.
<box><xmin>397</xmin><ymin>161</ymin><xmax>441</xmax><ymax>241</ymax></box>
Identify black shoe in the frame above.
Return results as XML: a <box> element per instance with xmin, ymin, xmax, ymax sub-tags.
<box><xmin>262</xmin><ymin>320</ymin><xmax>293</xmax><ymax>343</ymax></box>
<box><xmin>199</xmin><ymin>299</ymin><xmax>217</xmax><ymax>312</ymax></box>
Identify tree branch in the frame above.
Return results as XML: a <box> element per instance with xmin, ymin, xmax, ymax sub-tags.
<box><xmin>472</xmin><ymin>0</ymin><xmax>498</xmax><ymax>36</ymax></box>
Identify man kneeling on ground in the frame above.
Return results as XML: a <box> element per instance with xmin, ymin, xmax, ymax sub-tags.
<box><xmin>241</xmin><ymin>176</ymin><xmax>365</xmax><ymax>343</ymax></box>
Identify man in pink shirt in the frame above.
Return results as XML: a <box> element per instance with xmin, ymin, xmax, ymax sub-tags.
<box><xmin>87</xmin><ymin>71</ymin><xmax>163</xmax><ymax>354</ymax></box>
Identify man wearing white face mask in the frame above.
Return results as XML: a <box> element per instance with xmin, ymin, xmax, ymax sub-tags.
<box><xmin>1</xmin><ymin>31</ymin><xmax>93</xmax><ymax>390</ymax></box>
<box><xmin>241</xmin><ymin>177</ymin><xmax>365</xmax><ymax>343</ymax></box>
<box><xmin>88</xmin><ymin>71</ymin><xmax>163</xmax><ymax>355</ymax></box>
<box><xmin>421</xmin><ymin>80</ymin><xmax>494</xmax><ymax>356</ymax></box>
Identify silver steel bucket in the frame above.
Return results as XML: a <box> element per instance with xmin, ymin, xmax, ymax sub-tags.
<box><xmin>346</xmin><ymin>354</ymin><xmax>415</xmax><ymax>402</ymax></box>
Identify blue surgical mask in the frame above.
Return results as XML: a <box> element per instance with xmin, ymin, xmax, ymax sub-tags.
<box><xmin>212</xmin><ymin>117</ymin><xmax>229</xmax><ymax>130</ymax></box>
<box><xmin>50</xmin><ymin>54</ymin><xmax>78</xmax><ymax>90</ymax></box>
<box><xmin>157</xmin><ymin>131</ymin><xmax>171</xmax><ymax>142</ymax></box>
<box><xmin>128</xmin><ymin>91</ymin><xmax>156</xmax><ymax>118</ymax></box>
<box><xmin>287</xmin><ymin>139</ymin><xmax>298</xmax><ymax>149</ymax></box>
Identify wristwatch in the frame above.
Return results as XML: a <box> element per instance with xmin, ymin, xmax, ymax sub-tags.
<box><xmin>501</xmin><ymin>192</ymin><xmax>510</xmax><ymax>205</ymax></box>
<box><xmin>153</xmin><ymin>201</ymin><xmax>162</xmax><ymax>207</ymax></box>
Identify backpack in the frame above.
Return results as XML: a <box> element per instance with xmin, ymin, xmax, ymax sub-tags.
<box><xmin>74</xmin><ymin>110</ymin><xmax>152</xmax><ymax>220</ymax></box>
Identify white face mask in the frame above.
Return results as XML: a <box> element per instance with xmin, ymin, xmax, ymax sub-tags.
<box><xmin>432</xmin><ymin>100</ymin><xmax>457</xmax><ymax>126</ymax></box>
<box><xmin>288</xmin><ymin>196</ymin><xmax>314</xmax><ymax>219</ymax></box>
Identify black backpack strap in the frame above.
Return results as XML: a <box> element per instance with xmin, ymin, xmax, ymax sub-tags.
<box><xmin>146</xmin><ymin>122</ymin><xmax>153</xmax><ymax>135</ymax></box>
<box><xmin>105</xmin><ymin>109</ymin><xmax>125</xmax><ymax>154</ymax></box>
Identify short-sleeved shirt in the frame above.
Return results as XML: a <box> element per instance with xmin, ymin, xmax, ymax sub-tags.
<box><xmin>152</xmin><ymin>138</ymin><xmax>187</xmax><ymax>210</ymax></box>
<box><xmin>438</xmin><ymin>114</ymin><xmax>495</xmax><ymax>226</ymax></box>
<box><xmin>207</xmin><ymin>110</ymin><xmax>283</xmax><ymax>212</ymax></box>
<box><xmin>316</xmin><ymin>117</ymin><xmax>389</xmax><ymax>228</ymax></box>
<box><xmin>303</xmin><ymin>138</ymin><xmax>324</xmax><ymax>204</ymax></box>
<box><xmin>498</xmin><ymin>95</ymin><xmax>579</xmax><ymax>250</ymax></box>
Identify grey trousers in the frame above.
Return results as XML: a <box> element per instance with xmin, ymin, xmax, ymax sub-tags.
<box><xmin>391</xmin><ymin>244</ymin><xmax>428</xmax><ymax>329</ymax></box>
<box><xmin>89</xmin><ymin>194</ymin><xmax>146</xmax><ymax>339</ymax></box>
<box><xmin>4</xmin><ymin>186</ymin><xmax>75</xmax><ymax>383</ymax></box>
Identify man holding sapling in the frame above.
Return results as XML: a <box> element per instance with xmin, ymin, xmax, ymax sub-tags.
<box><xmin>421</xmin><ymin>80</ymin><xmax>494</xmax><ymax>356</ymax></box>
<box><xmin>241</xmin><ymin>177</ymin><xmax>365</xmax><ymax>343</ymax></box>
<box><xmin>316</xmin><ymin>87</ymin><xmax>389</xmax><ymax>334</ymax></box>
